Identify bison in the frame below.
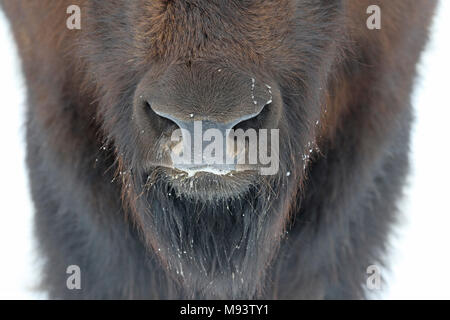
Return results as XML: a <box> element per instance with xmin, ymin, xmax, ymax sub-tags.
<box><xmin>1</xmin><ymin>0</ymin><xmax>436</xmax><ymax>299</ymax></box>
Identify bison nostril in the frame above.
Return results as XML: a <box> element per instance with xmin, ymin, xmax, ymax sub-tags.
<box><xmin>147</xmin><ymin>102</ymin><xmax>184</xmax><ymax>130</ymax></box>
<box><xmin>144</xmin><ymin>101</ymin><xmax>178</xmax><ymax>129</ymax></box>
<box><xmin>231</xmin><ymin>101</ymin><xmax>271</xmax><ymax>133</ymax></box>
<box><xmin>140</xmin><ymin>100</ymin><xmax>179</xmax><ymax>135</ymax></box>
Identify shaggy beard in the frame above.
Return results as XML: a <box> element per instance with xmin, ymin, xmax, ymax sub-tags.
<box><xmin>129</xmin><ymin>167</ymin><xmax>293</xmax><ymax>299</ymax></box>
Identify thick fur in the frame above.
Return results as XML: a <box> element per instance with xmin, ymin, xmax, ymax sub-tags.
<box><xmin>1</xmin><ymin>0</ymin><xmax>436</xmax><ymax>299</ymax></box>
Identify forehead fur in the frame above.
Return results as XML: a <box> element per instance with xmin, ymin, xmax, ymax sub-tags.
<box><xmin>130</xmin><ymin>0</ymin><xmax>294</xmax><ymax>62</ymax></box>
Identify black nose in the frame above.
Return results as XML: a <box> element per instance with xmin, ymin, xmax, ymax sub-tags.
<box><xmin>132</xmin><ymin>62</ymin><xmax>281</xmax><ymax>171</ymax></box>
<box><xmin>149</xmin><ymin>101</ymin><xmax>267</xmax><ymax>139</ymax></box>
<box><xmin>147</xmin><ymin>100</ymin><xmax>270</xmax><ymax>171</ymax></box>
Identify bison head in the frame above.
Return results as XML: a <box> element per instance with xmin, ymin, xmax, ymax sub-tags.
<box><xmin>81</xmin><ymin>0</ymin><xmax>344</xmax><ymax>298</ymax></box>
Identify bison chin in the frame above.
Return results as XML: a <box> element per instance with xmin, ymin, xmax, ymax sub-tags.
<box><xmin>128</xmin><ymin>166</ymin><xmax>295</xmax><ymax>298</ymax></box>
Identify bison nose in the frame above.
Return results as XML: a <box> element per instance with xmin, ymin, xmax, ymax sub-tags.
<box><xmin>132</xmin><ymin>63</ymin><xmax>281</xmax><ymax>172</ymax></box>
<box><xmin>149</xmin><ymin>102</ymin><xmax>266</xmax><ymax>137</ymax></box>
<box><xmin>147</xmin><ymin>102</ymin><xmax>268</xmax><ymax>172</ymax></box>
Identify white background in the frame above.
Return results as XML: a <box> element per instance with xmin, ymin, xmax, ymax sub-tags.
<box><xmin>0</xmin><ymin>2</ymin><xmax>449</xmax><ymax>299</ymax></box>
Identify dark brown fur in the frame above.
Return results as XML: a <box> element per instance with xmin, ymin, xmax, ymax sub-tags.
<box><xmin>1</xmin><ymin>0</ymin><xmax>436</xmax><ymax>299</ymax></box>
